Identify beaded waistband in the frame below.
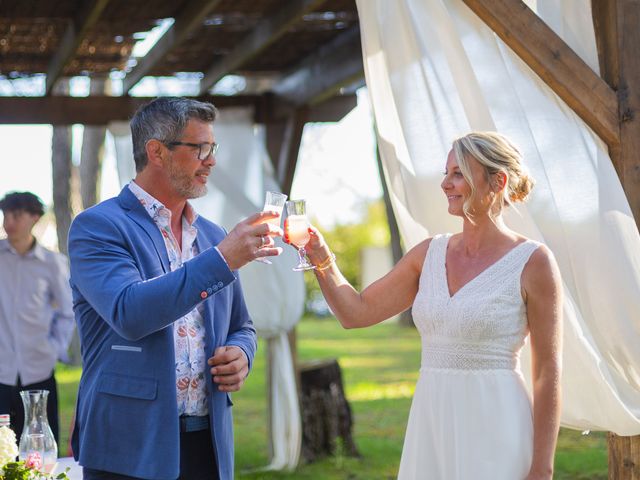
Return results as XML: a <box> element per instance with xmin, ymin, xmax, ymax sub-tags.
<box><xmin>421</xmin><ymin>342</ymin><xmax>518</xmax><ymax>371</ymax></box>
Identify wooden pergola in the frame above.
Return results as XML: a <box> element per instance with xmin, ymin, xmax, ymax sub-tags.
<box><xmin>0</xmin><ymin>0</ymin><xmax>638</xmax><ymax>476</ymax></box>
<box><xmin>0</xmin><ymin>0</ymin><xmax>364</xmax><ymax>251</ymax></box>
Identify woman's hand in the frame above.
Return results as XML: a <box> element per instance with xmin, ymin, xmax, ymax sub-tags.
<box><xmin>283</xmin><ymin>221</ymin><xmax>333</xmax><ymax>269</ymax></box>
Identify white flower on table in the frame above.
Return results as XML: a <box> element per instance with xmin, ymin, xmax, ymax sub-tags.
<box><xmin>0</xmin><ymin>424</ymin><xmax>18</xmax><ymax>466</ymax></box>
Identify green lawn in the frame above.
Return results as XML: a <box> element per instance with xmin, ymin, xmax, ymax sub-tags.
<box><xmin>55</xmin><ymin>316</ymin><xmax>607</xmax><ymax>479</ymax></box>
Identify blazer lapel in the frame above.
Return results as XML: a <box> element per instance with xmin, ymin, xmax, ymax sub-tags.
<box><xmin>118</xmin><ymin>187</ymin><xmax>171</xmax><ymax>273</ymax></box>
<box><xmin>195</xmin><ymin>227</ymin><xmax>213</xmax><ymax>254</ymax></box>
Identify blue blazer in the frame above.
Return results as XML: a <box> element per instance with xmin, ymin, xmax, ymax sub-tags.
<box><xmin>68</xmin><ymin>187</ymin><xmax>257</xmax><ymax>480</ymax></box>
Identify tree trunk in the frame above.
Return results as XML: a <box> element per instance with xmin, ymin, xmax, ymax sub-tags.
<box><xmin>298</xmin><ymin>359</ymin><xmax>359</xmax><ymax>462</ymax></box>
<box><xmin>375</xmin><ymin>137</ymin><xmax>414</xmax><ymax>327</ymax></box>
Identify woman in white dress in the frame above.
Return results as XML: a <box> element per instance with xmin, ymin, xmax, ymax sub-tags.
<box><xmin>298</xmin><ymin>132</ymin><xmax>563</xmax><ymax>480</ymax></box>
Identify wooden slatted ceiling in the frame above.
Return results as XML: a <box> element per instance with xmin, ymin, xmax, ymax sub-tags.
<box><xmin>0</xmin><ymin>0</ymin><xmax>358</xmax><ymax>79</ymax></box>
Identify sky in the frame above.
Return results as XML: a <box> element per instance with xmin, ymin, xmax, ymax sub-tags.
<box><xmin>0</xmin><ymin>88</ymin><xmax>382</xmax><ymax>245</ymax></box>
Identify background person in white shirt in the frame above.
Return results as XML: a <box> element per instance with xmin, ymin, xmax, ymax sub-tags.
<box><xmin>0</xmin><ymin>191</ymin><xmax>74</xmax><ymax>445</ymax></box>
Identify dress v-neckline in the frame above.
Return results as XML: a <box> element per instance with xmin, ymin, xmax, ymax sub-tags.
<box><xmin>443</xmin><ymin>235</ymin><xmax>529</xmax><ymax>300</ymax></box>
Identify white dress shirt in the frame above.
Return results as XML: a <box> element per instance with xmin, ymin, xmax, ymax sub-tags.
<box><xmin>0</xmin><ymin>238</ymin><xmax>75</xmax><ymax>385</ymax></box>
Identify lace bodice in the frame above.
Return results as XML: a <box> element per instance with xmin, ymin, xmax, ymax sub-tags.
<box><xmin>412</xmin><ymin>234</ymin><xmax>540</xmax><ymax>371</ymax></box>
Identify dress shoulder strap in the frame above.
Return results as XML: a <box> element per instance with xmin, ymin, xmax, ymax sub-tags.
<box><xmin>419</xmin><ymin>233</ymin><xmax>451</xmax><ymax>292</ymax></box>
<box><xmin>425</xmin><ymin>234</ymin><xmax>450</xmax><ymax>268</ymax></box>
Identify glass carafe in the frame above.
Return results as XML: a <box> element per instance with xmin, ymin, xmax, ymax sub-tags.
<box><xmin>18</xmin><ymin>390</ymin><xmax>57</xmax><ymax>472</ymax></box>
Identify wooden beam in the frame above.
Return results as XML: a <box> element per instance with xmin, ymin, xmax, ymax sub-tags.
<box><xmin>0</xmin><ymin>93</ymin><xmax>353</xmax><ymax>126</ymax></box>
<box><xmin>266</xmin><ymin>92</ymin><xmax>357</xmax><ymax>123</ymax></box>
<box><xmin>277</xmin><ymin>107</ymin><xmax>308</xmax><ymax>195</ymax></box>
<box><xmin>614</xmin><ymin>0</ymin><xmax>640</xmax><ymax>221</ymax></box>
<box><xmin>462</xmin><ymin>0</ymin><xmax>620</xmax><ymax>149</ymax></box>
<box><xmin>198</xmin><ymin>0</ymin><xmax>325</xmax><ymax>95</ymax></box>
<box><xmin>122</xmin><ymin>0</ymin><xmax>223</xmax><ymax>94</ymax></box>
<box><xmin>266</xmin><ymin>122</ymin><xmax>287</xmax><ymax>175</ymax></box>
<box><xmin>592</xmin><ymin>0</ymin><xmax>619</xmax><ymax>91</ymax></box>
<box><xmin>592</xmin><ymin>0</ymin><xmax>622</xmax><ymax>173</ymax></box>
<box><xmin>0</xmin><ymin>95</ymin><xmax>263</xmax><ymax>125</ymax></box>
<box><xmin>45</xmin><ymin>0</ymin><xmax>110</xmax><ymax>95</ymax></box>
<box><xmin>307</xmin><ymin>94</ymin><xmax>357</xmax><ymax>122</ymax></box>
<box><xmin>272</xmin><ymin>26</ymin><xmax>364</xmax><ymax>107</ymax></box>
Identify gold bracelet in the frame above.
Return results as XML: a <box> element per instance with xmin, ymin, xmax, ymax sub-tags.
<box><xmin>314</xmin><ymin>252</ymin><xmax>336</xmax><ymax>271</ymax></box>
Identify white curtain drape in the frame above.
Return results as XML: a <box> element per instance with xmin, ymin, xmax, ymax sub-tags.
<box><xmin>108</xmin><ymin>107</ymin><xmax>303</xmax><ymax>468</ymax></box>
<box><xmin>356</xmin><ymin>0</ymin><xmax>640</xmax><ymax>434</ymax></box>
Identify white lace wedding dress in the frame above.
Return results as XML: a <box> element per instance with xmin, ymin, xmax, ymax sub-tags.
<box><xmin>398</xmin><ymin>234</ymin><xmax>540</xmax><ymax>480</ymax></box>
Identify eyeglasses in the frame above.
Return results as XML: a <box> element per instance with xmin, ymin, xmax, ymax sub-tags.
<box><xmin>165</xmin><ymin>141</ymin><xmax>219</xmax><ymax>161</ymax></box>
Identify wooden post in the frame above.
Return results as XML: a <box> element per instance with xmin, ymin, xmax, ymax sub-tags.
<box><xmin>608</xmin><ymin>433</ymin><xmax>640</xmax><ymax>480</ymax></box>
<box><xmin>51</xmin><ymin>80</ymin><xmax>73</xmax><ymax>255</ymax></box>
<box><xmin>264</xmin><ymin>110</ymin><xmax>307</xmax><ymax>466</ymax></box>
<box><xmin>591</xmin><ymin>1</ymin><xmax>640</xmax><ymax>477</ymax></box>
<box><xmin>79</xmin><ymin>76</ymin><xmax>108</xmax><ymax>209</ymax></box>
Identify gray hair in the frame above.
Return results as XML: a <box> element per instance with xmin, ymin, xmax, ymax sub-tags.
<box><xmin>130</xmin><ymin>97</ymin><xmax>218</xmax><ymax>172</ymax></box>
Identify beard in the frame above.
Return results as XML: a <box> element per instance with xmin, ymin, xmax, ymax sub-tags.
<box><xmin>164</xmin><ymin>158</ymin><xmax>207</xmax><ymax>199</ymax></box>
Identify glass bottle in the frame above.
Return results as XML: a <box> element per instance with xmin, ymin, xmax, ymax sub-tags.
<box><xmin>18</xmin><ymin>390</ymin><xmax>57</xmax><ymax>472</ymax></box>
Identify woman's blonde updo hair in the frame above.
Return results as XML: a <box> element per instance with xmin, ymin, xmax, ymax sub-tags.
<box><xmin>451</xmin><ymin>131</ymin><xmax>534</xmax><ymax>219</ymax></box>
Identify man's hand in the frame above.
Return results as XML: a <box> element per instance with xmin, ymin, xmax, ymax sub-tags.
<box><xmin>216</xmin><ymin>211</ymin><xmax>283</xmax><ymax>270</ymax></box>
<box><xmin>207</xmin><ymin>346</ymin><xmax>249</xmax><ymax>392</ymax></box>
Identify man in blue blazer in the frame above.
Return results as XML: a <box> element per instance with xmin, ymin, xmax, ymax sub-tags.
<box><xmin>68</xmin><ymin>97</ymin><xmax>282</xmax><ymax>479</ymax></box>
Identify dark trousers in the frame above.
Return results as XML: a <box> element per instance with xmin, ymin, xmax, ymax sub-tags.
<box><xmin>0</xmin><ymin>372</ymin><xmax>59</xmax><ymax>445</ymax></box>
<box><xmin>82</xmin><ymin>428</ymin><xmax>219</xmax><ymax>480</ymax></box>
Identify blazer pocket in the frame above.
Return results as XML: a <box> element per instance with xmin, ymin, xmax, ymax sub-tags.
<box><xmin>111</xmin><ymin>345</ymin><xmax>142</xmax><ymax>352</ymax></box>
<box><xmin>97</xmin><ymin>372</ymin><xmax>157</xmax><ymax>400</ymax></box>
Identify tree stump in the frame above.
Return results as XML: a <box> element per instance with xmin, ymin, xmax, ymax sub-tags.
<box><xmin>299</xmin><ymin>359</ymin><xmax>360</xmax><ymax>462</ymax></box>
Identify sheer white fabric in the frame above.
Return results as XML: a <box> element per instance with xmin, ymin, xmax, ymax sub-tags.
<box><xmin>401</xmin><ymin>235</ymin><xmax>538</xmax><ymax>479</ymax></box>
<box><xmin>108</xmin><ymin>107</ymin><xmax>303</xmax><ymax>469</ymax></box>
<box><xmin>356</xmin><ymin>0</ymin><xmax>640</xmax><ymax>434</ymax></box>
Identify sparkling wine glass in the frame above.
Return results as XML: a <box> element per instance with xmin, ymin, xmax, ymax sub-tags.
<box><xmin>285</xmin><ymin>199</ymin><xmax>315</xmax><ymax>271</ymax></box>
<box><xmin>256</xmin><ymin>191</ymin><xmax>287</xmax><ymax>264</ymax></box>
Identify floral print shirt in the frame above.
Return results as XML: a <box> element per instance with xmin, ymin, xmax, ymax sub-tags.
<box><xmin>128</xmin><ymin>181</ymin><xmax>208</xmax><ymax>416</ymax></box>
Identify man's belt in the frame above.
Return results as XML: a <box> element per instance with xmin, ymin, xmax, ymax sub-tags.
<box><xmin>179</xmin><ymin>415</ymin><xmax>210</xmax><ymax>433</ymax></box>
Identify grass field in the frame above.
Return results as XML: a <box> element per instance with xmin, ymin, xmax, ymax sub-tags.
<box><xmin>55</xmin><ymin>316</ymin><xmax>607</xmax><ymax>479</ymax></box>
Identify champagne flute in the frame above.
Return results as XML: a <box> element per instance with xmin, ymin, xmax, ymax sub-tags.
<box><xmin>256</xmin><ymin>191</ymin><xmax>287</xmax><ymax>264</ymax></box>
<box><xmin>285</xmin><ymin>199</ymin><xmax>315</xmax><ymax>271</ymax></box>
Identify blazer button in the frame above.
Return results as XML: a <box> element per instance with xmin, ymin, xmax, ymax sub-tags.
<box><xmin>217</xmin><ymin>281</ymin><xmax>224</xmax><ymax>288</ymax></box>
<box><xmin>207</xmin><ymin>288</ymin><xmax>213</xmax><ymax>295</ymax></box>
<box><xmin>200</xmin><ymin>291</ymin><xmax>208</xmax><ymax>299</ymax></box>
<box><xmin>212</xmin><ymin>285</ymin><xmax>218</xmax><ymax>291</ymax></box>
